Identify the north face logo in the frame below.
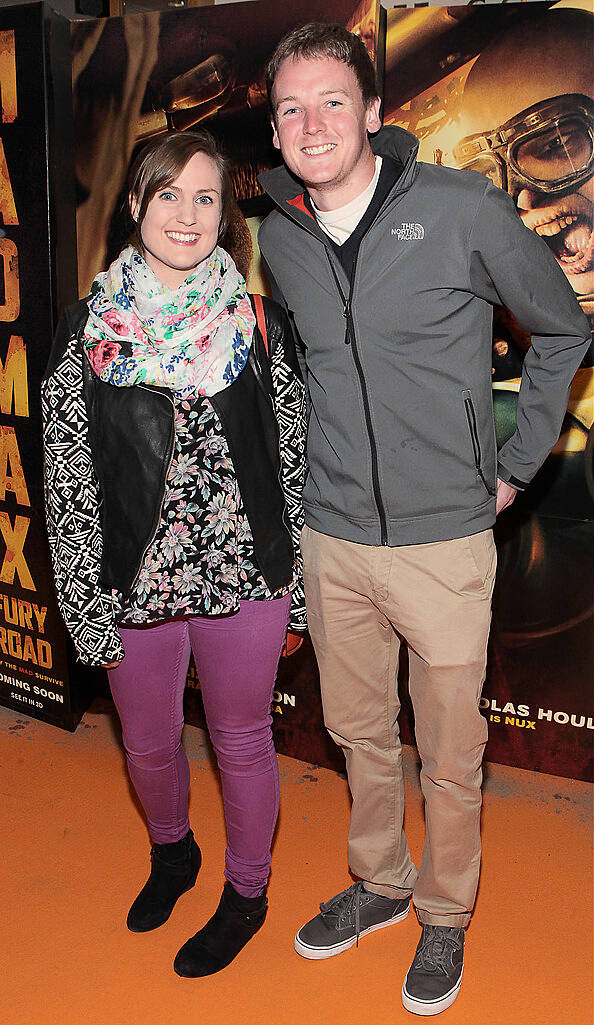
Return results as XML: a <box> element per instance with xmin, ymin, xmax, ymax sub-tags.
<box><xmin>391</xmin><ymin>222</ymin><xmax>425</xmax><ymax>240</ymax></box>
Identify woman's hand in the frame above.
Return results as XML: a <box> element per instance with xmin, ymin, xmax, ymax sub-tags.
<box><xmin>102</xmin><ymin>660</ymin><xmax>122</xmax><ymax>670</ymax></box>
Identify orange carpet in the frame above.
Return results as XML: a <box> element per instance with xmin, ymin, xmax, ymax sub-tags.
<box><xmin>0</xmin><ymin>697</ymin><xmax>592</xmax><ymax>1025</ymax></box>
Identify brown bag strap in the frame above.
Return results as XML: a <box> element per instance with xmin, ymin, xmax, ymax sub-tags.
<box><xmin>252</xmin><ymin>293</ymin><xmax>269</xmax><ymax>358</ymax></box>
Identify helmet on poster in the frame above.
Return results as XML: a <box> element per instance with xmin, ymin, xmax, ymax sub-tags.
<box><xmin>452</xmin><ymin>93</ymin><xmax>593</xmax><ymax>198</ymax></box>
<box><xmin>453</xmin><ymin>8</ymin><xmax>594</xmax><ymax>304</ymax></box>
<box><xmin>455</xmin><ymin>7</ymin><xmax>593</xmax><ymax>192</ymax></box>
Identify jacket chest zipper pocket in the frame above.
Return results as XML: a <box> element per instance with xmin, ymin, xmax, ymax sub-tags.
<box><xmin>463</xmin><ymin>391</ymin><xmax>496</xmax><ymax>497</ymax></box>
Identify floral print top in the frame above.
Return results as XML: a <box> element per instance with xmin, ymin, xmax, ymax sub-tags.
<box><xmin>116</xmin><ymin>395</ymin><xmax>291</xmax><ymax>625</ymax></box>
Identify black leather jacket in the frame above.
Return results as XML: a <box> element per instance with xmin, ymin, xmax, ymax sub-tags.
<box><xmin>42</xmin><ymin>295</ymin><xmax>307</xmax><ymax>665</ymax></box>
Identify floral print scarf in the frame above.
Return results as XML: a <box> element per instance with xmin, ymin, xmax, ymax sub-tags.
<box><xmin>83</xmin><ymin>245</ymin><xmax>255</xmax><ymax>399</ymax></box>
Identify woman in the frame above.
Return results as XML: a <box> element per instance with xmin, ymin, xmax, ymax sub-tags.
<box><xmin>42</xmin><ymin>130</ymin><xmax>306</xmax><ymax>977</ymax></box>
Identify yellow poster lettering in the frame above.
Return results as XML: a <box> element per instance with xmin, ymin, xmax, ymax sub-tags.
<box><xmin>7</xmin><ymin>625</ymin><xmax>20</xmax><ymax>658</ymax></box>
<box><xmin>16</xmin><ymin>599</ymin><xmax>32</xmax><ymax>629</ymax></box>
<box><xmin>22</xmin><ymin>633</ymin><xmax>36</xmax><ymax>662</ymax></box>
<box><xmin>0</xmin><ymin>238</ymin><xmax>19</xmax><ymax>322</ymax></box>
<box><xmin>36</xmin><ymin>641</ymin><xmax>53</xmax><ymax>668</ymax></box>
<box><xmin>33</xmin><ymin>603</ymin><xmax>46</xmax><ymax>633</ymax></box>
<box><xmin>0</xmin><ymin>335</ymin><xmax>28</xmax><ymax>416</ymax></box>
<box><xmin>36</xmin><ymin>640</ymin><xmax>52</xmax><ymax>668</ymax></box>
<box><xmin>0</xmin><ymin>426</ymin><xmax>30</xmax><ymax>505</ymax></box>
<box><xmin>0</xmin><ymin>31</ymin><xmax>17</xmax><ymax>124</ymax></box>
<box><xmin>0</xmin><ymin>139</ymin><xmax>17</xmax><ymax>225</ymax></box>
<box><xmin>0</xmin><ymin>510</ymin><xmax>34</xmax><ymax>589</ymax></box>
<box><xmin>1</xmin><ymin>592</ymin><xmax>17</xmax><ymax>623</ymax></box>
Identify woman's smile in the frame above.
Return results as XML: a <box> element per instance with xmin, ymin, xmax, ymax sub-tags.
<box><xmin>165</xmin><ymin>230</ymin><xmax>201</xmax><ymax>245</ymax></box>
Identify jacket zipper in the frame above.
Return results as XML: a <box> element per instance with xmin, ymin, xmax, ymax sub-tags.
<box><xmin>273</xmin><ymin>177</ymin><xmax>415</xmax><ymax>548</ymax></box>
<box><xmin>129</xmin><ymin>384</ymin><xmax>176</xmax><ymax>590</ymax></box>
<box><xmin>463</xmin><ymin>394</ymin><xmax>496</xmax><ymax>496</ymax></box>
<box><xmin>325</xmin><ymin>251</ymin><xmax>389</xmax><ymax>545</ymax></box>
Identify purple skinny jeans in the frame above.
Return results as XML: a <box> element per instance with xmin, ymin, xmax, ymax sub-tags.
<box><xmin>108</xmin><ymin>595</ymin><xmax>290</xmax><ymax>897</ymax></box>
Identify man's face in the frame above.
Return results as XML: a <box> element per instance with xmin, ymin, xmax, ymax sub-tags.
<box><xmin>271</xmin><ymin>55</ymin><xmax>381</xmax><ymax>209</ymax></box>
<box><xmin>516</xmin><ymin>177</ymin><xmax>594</xmax><ymax>297</ymax></box>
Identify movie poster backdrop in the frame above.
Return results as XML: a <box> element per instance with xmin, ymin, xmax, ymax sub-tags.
<box><xmin>69</xmin><ymin>0</ymin><xmax>592</xmax><ymax>780</ymax></box>
<box><xmin>0</xmin><ymin>4</ymin><xmax>87</xmax><ymax>730</ymax></box>
<box><xmin>384</xmin><ymin>1</ymin><xmax>593</xmax><ymax>782</ymax></box>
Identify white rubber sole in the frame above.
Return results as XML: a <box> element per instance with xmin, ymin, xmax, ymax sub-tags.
<box><xmin>294</xmin><ymin>903</ymin><xmax>409</xmax><ymax>960</ymax></box>
<box><xmin>401</xmin><ymin>966</ymin><xmax>463</xmax><ymax>1016</ymax></box>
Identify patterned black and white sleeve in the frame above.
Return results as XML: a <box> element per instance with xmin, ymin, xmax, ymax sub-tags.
<box><xmin>41</xmin><ymin>331</ymin><xmax>124</xmax><ymax>666</ymax></box>
<box><xmin>269</xmin><ymin>326</ymin><xmax>307</xmax><ymax>632</ymax></box>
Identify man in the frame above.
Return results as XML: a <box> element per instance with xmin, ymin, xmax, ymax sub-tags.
<box><xmin>257</xmin><ymin>23</ymin><xmax>590</xmax><ymax>1017</ymax></box>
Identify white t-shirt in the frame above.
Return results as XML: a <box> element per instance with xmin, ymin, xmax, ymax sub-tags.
<box><xmin>311</xmin><ymin>156</ymin><xmax>383</xmax><ymax>245</ymax></box>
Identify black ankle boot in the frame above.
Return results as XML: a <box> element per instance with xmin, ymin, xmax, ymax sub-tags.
<box><xmin>127</xmin><ymin>828</ymin><xmax>201</xmax><ymax>933</ymax></box>
<box><xmin>173</xmin><ymin>881</ymin><xmax>267</xmax><ymax>977</ymax></box>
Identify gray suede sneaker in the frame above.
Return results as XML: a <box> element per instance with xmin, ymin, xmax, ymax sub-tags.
<box><xmin>402</xmin><ymin>925</ymin><xmax>465</xmax><ymax>1016</ymax></box>
<box><xmin>294</xmin><ymin>881</ymin><xmax>410</xmax><ymax>959</ymax></box>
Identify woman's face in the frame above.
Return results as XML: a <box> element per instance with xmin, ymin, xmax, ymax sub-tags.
<box><xmin>133</xmin><ymin>151</ymin><xmax>222</xmax><ymax>289</ymax></box>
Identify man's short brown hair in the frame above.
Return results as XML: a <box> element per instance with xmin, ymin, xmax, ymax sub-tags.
<box><xmin>266</xmin><ymin>22</ymin><xmax>379</xmax><ymax>118</ymax></box>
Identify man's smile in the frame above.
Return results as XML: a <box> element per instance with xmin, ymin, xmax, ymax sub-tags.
<box><xmin>301</xmin><ymin>143</ymin><xmax>338</xmax><ymax>156</ymax></box>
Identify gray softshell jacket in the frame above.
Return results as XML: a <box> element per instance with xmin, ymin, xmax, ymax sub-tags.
<box><xmin>258</xmin><ymin>126</ymin><xmax>591</xmax><ymax>547</ymax></box>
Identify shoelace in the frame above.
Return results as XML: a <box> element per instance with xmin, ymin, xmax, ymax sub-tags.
<box><xmin>415</xmin><ymin>926</ymin><xmax>462</xmax><ymax>975</ymax></box>
<box><xmin>319</xmin><ymin>881</ymin><xmax>368</xmax><ymax>947</ymax></box>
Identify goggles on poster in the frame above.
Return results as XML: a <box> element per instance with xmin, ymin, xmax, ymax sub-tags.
<box><xmin>452</xmin><ymin>94</ymin><xmax>594</xmax><ymax>196</ymax></box>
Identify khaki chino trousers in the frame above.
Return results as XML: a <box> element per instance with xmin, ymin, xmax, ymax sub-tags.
<box><xmin>301</xmin><ymin>524</ymin><xmax>497</xmax><ymax>927</ymax></box>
